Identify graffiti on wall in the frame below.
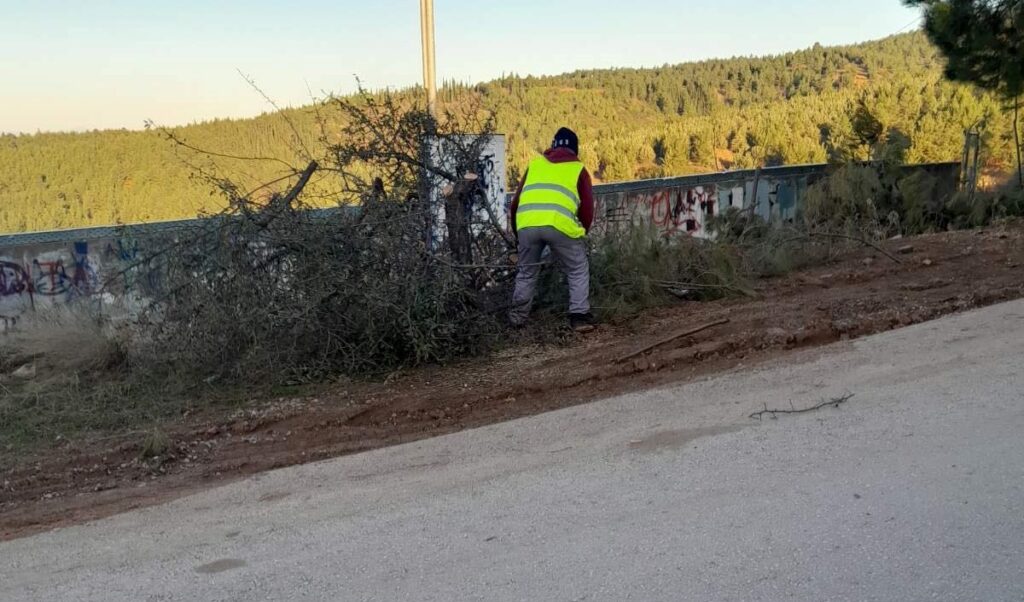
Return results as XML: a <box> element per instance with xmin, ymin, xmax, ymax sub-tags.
<box><xmin>599</xmin><ymin>184</ymin><xmax>719</xmax><ymax>238</ymax></box>
<box><xmin>427</xmin><ymin>134</ymin><xmax>508</xmax><ymax>248</ymax></box>
<box><xmin>0</xmin><ymin>238</ymin><xmax>161</xmax><ymax>322</ymax></box>
<box><xmin>0</xmin><ymin>242</ymin><xmax>99</xmax><ymax>303</ymax></box>
<box><xmin>595</xmin><ymin>171</ymin><xmax>824</xmax><ymax>237</ymax></box>
<box><xmin>645</xmin><ymin>185</ymin><xmax>717</xmax><ymax>236</ymax></box>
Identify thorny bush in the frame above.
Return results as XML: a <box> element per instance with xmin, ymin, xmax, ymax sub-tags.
<box><xmin>142</xmin><ymin>193</ymin><xmax>505</xmax><ymax>383</ymax></box>
<box><xmin>137</xmin><ymin>91</ymin><xmax>512</xmax><ymax>385</ymax></box>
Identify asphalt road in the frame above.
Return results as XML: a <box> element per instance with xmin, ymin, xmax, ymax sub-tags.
<box><xmin>3</xmin><ymin>300</ymin><xmax>1024</xmax><ymax>601</ymax></box>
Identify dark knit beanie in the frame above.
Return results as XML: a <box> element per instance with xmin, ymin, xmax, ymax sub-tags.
<box><xmin>551</xmin><ymin>127</ymin><xmax>579</xmax><ymax>155</ymax></box>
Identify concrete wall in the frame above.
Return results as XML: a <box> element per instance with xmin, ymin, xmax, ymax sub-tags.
<box><xmin>0</xmin><ymin>162</ymin><xmax>960</xmax><ymax>327</ymax></box>
<box><xmin>592</xmin><ymin>162</ymin><xmax>959</xmax><ymax>237</ymax></box>
<box><xmin>0</xmin><ymin>225</ymin><xmax>168</xmax><ymax>330</ymax></box>
<box><xmin>0</xmin><ymin>208</ymin><xmax>351</xmax><ymax>329</ymax></box>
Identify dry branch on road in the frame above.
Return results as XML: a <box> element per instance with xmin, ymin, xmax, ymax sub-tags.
<box><xmin>749</xmin><ymin>393</ymin><xmax>855</xmax><ymax>420</ymax></box>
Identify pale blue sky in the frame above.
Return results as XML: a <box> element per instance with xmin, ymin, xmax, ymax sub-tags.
<box><xmin>0</xmin><ymin>1</ymin><xmax>921</xmax><ymax>134</ymax></box>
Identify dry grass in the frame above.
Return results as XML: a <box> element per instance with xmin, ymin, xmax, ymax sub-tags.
<box><xmin>0</xmin><ymin>306</ymin><xmax>171</xmax><ymax>462</ymax></box>
<box><xmin>138</xmin><ymin>428</ymin><xmax>170</xmax><ymax>459</ymax></box>
<box><xmin>584</xmin><ymin>225</ymin><xmax>754</xmax><ymax>320</ymax></box>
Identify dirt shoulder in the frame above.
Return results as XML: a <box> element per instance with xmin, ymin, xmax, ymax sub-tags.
<box><xmin>3</xmin><ymin>225</ymin><xmax>1023</xmax><ymax>540</ymax></box>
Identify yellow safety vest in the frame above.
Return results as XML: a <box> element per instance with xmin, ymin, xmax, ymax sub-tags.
<box><xmin>516</xmin><ymin>156</ymin><xmax>586</xmax><ymax>239</ymax></box>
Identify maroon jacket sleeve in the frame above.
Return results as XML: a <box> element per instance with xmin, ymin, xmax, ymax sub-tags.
<box><xmin>509</xmin><ymin>169</ymin><xmax>528</xmax><ymax>234</ymax></box>
<box><xmin>577</xmin><ymin>168</ymin><xmax>595</xmax><ymax>233</ymax></box>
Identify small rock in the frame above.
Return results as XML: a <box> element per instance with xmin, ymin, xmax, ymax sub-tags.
<box><xmin>831</xmin><ymin>319</ymin><xmax>857</xmax><ymax>334</ymax></box>
<box><xmin>862</xmin><ymin>257</ymin><xmax>875</xmax><ymax>267</ymax></box>
<box><xmin>797</xmin><ymin>274</ymin><xmax>828</xmax><ymax>288</ymax></box>
<box><xmin>921</xmin><ymin>258</ymin><xmax>934</xmax><ymax>267</ymax></box>
<box><xmin>666</xmin><ymin>287</ymin><xmax>696</xmax><ymax>300</ymax></box>
<box><xmin>897</xmin><ymin>245</ymin><xmax>915</xmax><ymax>255</ymax></box>
<box><xmin>765</xmin><ymin>327</ymin><xmax>789</xmax><ymax>345</ymax></box>
<box><xmin>693</xmin><ymin>340</ymin><xmax>729</xmax><ymax>358</ymax></box>
<box><xmin>12</xmin><ymin>363</ymin><xmax>36</xmax><ymax>380</ymax></box>
<box><xmin>793</xmin><ymin>327</ymin><xmax>830</xmax><ymax>345</ymax></box>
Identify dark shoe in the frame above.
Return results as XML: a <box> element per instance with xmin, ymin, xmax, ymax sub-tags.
<box><xmin>569</xmin><ymin>312</ymin><xmax>597</xmax><ymax>333</ymax></box>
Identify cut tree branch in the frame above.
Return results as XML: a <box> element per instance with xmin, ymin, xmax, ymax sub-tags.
<box><xmin>281</xmin><ymin>161</ymin><xmax>319</xmax><ymax>206</ymax></box>
<box><xmin>155</xmin><ymin>126</ymin><xmax>300</xmax><ymax>172</ymax></box>
<box><xmin>808</xmin><ymin>231</ymin><xmax>902</xmax><ymax>263</ymax></box>
<box><xmin>615</xmin><ymin>318</ymin><xmax>730</xmax><ymax>363</ymax></box>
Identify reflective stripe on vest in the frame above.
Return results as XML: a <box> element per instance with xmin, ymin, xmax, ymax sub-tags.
<box><xmin>520</xmin><ymin>182</ymin><xmax>580</xmax><ymax>207</ymax></box>
<box><xmin>516</xmin><ymin>156</ymin><xmax>586</xmax><ymax>239</ymax></box>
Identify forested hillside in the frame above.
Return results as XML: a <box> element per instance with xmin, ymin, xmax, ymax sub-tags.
<box><xmin>1</xmin><ymin>32</ymin><xmax>1017</xmax><ymax>233</ymax></box>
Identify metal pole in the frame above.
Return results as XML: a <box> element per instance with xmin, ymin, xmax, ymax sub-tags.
<box><xmin>420</xmin><ymin>0</ymin><xmax>437</xmax><ymax>118</ymax></box>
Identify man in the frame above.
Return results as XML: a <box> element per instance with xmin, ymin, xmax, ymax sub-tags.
<box><xmin>508</xmin><ymin>127</ymin><xmax>597</xmax><ymax>332</ymax></box>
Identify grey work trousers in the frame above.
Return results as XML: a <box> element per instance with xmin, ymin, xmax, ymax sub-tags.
<box><xmin>509</xmin><ymin>226</ymin><xmax>590</xmax><ymax>325</ymax></box>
